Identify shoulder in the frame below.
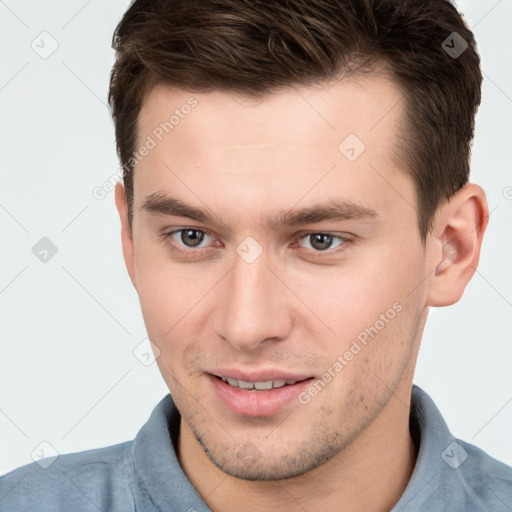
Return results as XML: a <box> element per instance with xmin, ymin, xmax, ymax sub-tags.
<box><xmin>455</xmin><ymin>439</ymin><xmax>512</xmax><ymax>509</ymax></box>
<box><xmin>0</xmin><ymin>441</ymin><xmax>135</xmax><ymax>512</ymax></box>
<box><xmin>404</xmin><ymin>385</ymin><xmax>512</xmax><ymax>511</ymax></box>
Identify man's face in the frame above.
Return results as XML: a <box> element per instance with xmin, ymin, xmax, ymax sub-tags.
<box><xmin>123</xmin><ymin>74</ymin><xmax>430</xmax><ymax>480</ymax></box>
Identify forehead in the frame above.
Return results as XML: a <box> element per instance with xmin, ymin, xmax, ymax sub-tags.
<box><xmin>138</xmin><ymin>71</ymin><xmax>404</xmax><ymax>146</ymax></box>
<box><xmin>133</xmin><ymin>73</ymin><xmax>410</xmax><ymax>229</ymax></box>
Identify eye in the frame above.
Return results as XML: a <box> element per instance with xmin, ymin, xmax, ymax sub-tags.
<box><xmin>167</xmin><ymin>228</ymin><xmax>216</xmax><ymax>250</ymax></box>
<box><xmin>162</xmin><ymin>228</ymin><xmax>351</xmax><ymax>260</ymax></box>
<box><xmin>294</xmin><ymin>232</ymin><xmax>350</xmax><ymax>256</ymax></box>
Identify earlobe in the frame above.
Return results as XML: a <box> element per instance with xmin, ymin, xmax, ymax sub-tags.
<box><xmin>426</xmin><ymin>183</ymin><xmax>489</xmax><ymax>307</ymax></box>
<box><xmin>114</xmin><ymin>182</ymin><xmax>137</xmax><ymax>289</ymax></box>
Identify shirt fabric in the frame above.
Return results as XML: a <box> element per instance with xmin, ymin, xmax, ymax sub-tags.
<box><xmin>1</xmin><ymin>384</ymin><xmax>511</xmax><ymax>511</ymax></box>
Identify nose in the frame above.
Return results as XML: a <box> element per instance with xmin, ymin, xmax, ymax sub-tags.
<box><xmin>212</xmin><ymin>246</ymin><xmax>294</xmax><ymax>352</ymax></box>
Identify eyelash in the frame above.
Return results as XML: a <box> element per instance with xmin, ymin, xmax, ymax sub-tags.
<box><xmin>162</xmin><ymin>228</ymin><xmax>352</xmax><ymax>260</ymax></box>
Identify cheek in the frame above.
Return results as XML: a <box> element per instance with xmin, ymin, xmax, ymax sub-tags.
<box><xmin>310</xmin><ymin>297</ymin><xmax>419</xmax><ymax>423</ymax></box>
<box><xmin>133</xmin><ymin>244</ymin><xmax>217</xmax><ymax>369</ymax></box>
<box><xmin>293</xmin><ymin>261</ymin><xmax>404</xmax><ymax>332</ymax></box>
<box><xmin>133</xmin><ymin>246</ymin><xmax>185</xmax><ymax>343</ymax></box>
<box><xmin>299</xmin><ymin>245</ymin><xmax>424</xmax><ymax>365</ymax></box>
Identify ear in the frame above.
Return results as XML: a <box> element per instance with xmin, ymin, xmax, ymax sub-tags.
<box><xmin>115</xmin><ymin>182</ymin><xmax>137</xmax><ymax>289</ymax></box>
<box><xmin>426</xmin><ymin>183</ymin><xmax>489</xmax><ymax>307</ymax></box>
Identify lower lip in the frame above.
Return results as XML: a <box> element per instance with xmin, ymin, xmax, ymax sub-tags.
<box><xmin>208</xmin><ymin>374</ymin><xmax>314</xmax><ymax>417</ymax></box>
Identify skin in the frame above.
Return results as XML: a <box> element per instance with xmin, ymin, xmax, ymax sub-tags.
<box><xmin>115</xmin><ymin>72</ymin><xmax>488</xmax><ymax>511</ymax></box>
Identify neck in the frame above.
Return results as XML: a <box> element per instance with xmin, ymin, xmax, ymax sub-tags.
<box><xmin>178</xmin><ymin>380</ymin><xmax>418</xmax><ymax>512</ymax></box>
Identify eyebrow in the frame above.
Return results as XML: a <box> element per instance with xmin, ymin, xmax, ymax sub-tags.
<box><xmin>141</xmin><ymin>192</ymin><xmax>381</xmax><ymax>230</ymax></box>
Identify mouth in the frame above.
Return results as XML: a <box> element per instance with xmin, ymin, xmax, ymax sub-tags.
<box><xmin>208</xmin><ymin>372</ymin><xmax>315</xmax><ymax>417</ymax></box>
<box><xmin>216</xmin><ymin>375</ymin><xmax>305</xmax><ymax>390</ymax></box>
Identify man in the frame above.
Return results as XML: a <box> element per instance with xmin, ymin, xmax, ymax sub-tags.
<box><xmin>1</xmin><ymin>0</ymin><xmax>510</xmax><ymax>510</ymax></box>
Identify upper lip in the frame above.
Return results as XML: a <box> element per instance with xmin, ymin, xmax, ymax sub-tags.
<box><xmin>209</xmin><ymin>368</ymin><xmax>313</xmax><ymax>382</ymax></box>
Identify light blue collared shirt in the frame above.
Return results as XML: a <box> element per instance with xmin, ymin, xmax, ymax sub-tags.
<box><xmin>1</xmin><ymin>385</ymin><xmax>511</xmax><ymax>511</ymax></box>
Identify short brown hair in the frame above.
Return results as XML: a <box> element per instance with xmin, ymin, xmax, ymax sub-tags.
<box><xmin>108</xmin><ymin>0</ymin><xmax>482</xmax><ymax>242</ymax></box>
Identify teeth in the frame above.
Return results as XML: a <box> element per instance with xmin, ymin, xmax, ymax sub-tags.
<box><xmin>221</xmin><ymin>377</ymin><xmax>298</xmax><ymax>390</ymax></box>
<box><xmin>254</xmin><ymin>381</ymin><xmax>273</xmax><ymax>390</ymax></box>
<box><xmin>238</xmin><ymin>379</ymin><xmax>254</xmax><ymax>390</ymax></box>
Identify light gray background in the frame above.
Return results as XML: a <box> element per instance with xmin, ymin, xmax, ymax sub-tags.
<box><xmin>1</xmin><ymin>0</ymin><xmax>511</xmax><ymax>475</ymax></box>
